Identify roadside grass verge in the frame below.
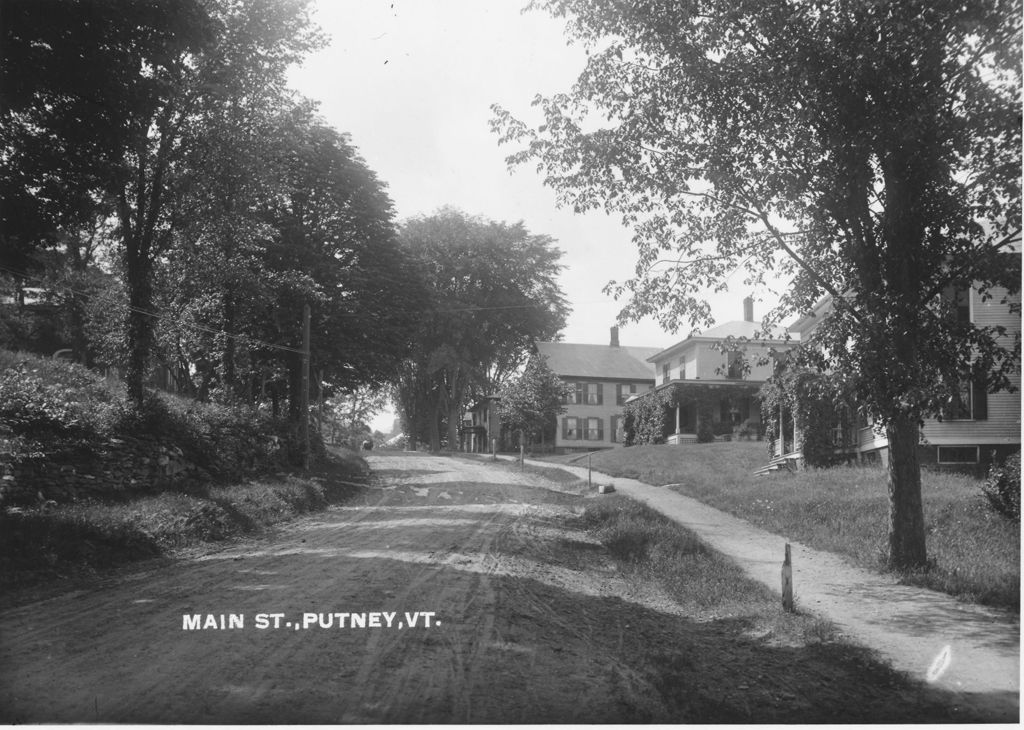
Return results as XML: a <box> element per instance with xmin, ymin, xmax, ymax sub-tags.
<box><xmin>579</xmin><ymin>495</ymin><xmax>836</xmax><ymax>645</ymax></box>
<box><xmin>0</xmin><ymin>447</ymin><xmax>370</xmax><ymax>594</ymax></box>
<box><xmin>456</xmin><ymin>452</ymin><xmax>594</xmax><ymax>491</ymax></box>
<box><xmin>581</xmin><ymin>442</ymin><xmax>1020</xmax><ymax>611</ymax></box>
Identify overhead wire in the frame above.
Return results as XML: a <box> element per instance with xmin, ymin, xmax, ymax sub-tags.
<box><xmin>0</xmin><ymin>262</ymin><xmax>599</xmax><ymax>354</ymax></box>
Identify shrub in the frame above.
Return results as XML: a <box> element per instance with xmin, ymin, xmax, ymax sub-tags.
<box><xmin>0</xmin><ymin>353</ymin><xmax>122</xmax><ymax>443</ymax></box>
<box><xmin>696</xmin><ymin>419</ymin><xmax>716</xmax><ymax>443</ymax></box>
<box><xmin>982</xmin><ymin>452</ymin><xmax>1021</xmax><ymax>522</ymax></box>
<box><xmin>0</xmin><ymin>349</ymin><xmax>297</xmax><ymax>493</ymax></box>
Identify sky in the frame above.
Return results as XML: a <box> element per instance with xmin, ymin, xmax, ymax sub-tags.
<box><xmin>286</xmin><ymin>0</ymin><xmax>787</xmax><ymax>431</ymax></box>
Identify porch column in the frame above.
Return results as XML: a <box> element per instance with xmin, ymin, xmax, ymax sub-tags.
<box><xmin>777</xmin><ymin>398</ymin><xmax>784</xmax><ymax>457</ymax></box>
<box><xmin>675</xmin><ymin>404</ymin><xmax>681</xmax><ymax>434</ymax></box>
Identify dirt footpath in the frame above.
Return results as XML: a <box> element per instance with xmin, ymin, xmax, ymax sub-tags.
<box><xmin>0</xmin><ymin>452</ymin><xmax>1013</xmax><ymax>722</ymax></box>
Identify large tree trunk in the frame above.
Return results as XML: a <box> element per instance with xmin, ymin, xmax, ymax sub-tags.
<box><xmin>124</xmin><ymin>239</ymin><xmax>153</xmax><ymax>408</ymax></box>
<box><xmin>447</xmin><ymin>401</ymin><xmax>461</xmax><ymax>453</ymax></box>
<box><xmin>885</xmin><ymin>416</ymin><xmax>927</xmax><ymax>569</ymax></box>
<box><xmin>428</xmin><ymin>408</ymin><xmax>441</xmax><ymax>452</ymax></box>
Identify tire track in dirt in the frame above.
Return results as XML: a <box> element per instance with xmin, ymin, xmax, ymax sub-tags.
<box><xmin>1</xmin><ymin>452</ymin><xmax>1014</xmax><ymax>722</ymax></box>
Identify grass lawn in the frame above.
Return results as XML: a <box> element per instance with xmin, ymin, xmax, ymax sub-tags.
<box><xmin>573</xmin><ymin>441</ymin><xmax>1020</xmax><ymax>611</ymax></box>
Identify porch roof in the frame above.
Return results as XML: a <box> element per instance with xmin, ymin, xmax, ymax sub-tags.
<box><xmin>626</xmin><ymin>378</ymin><xmax>764</xmax><ymax>403</ymax></box>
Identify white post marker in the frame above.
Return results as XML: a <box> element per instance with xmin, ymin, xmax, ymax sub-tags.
<box><xmin>781</xmin><ymin>542</ymin><xmax>794</xmax><ymax>612</ymax></box>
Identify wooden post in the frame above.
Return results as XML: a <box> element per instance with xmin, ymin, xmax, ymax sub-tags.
<box><xmin>300</xmin><ymin>303</ymin><xmax>311</xmax><ymax>471</ymax></box>
<box><xmin>588</xmin><ymin>452</ymin><xmax>592</xmax><ymax>487</ymax></box>
<box><xmin>491</xmin><ymin>436</ymin><xmax>496</xmax><ymax>461</ymax></box>
<box><xmin>781</xmin><ymin>543</ymin><xmax>794</xmax><ymax>612</ymax></box>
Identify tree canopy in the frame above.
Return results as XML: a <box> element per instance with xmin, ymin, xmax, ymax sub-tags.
<box><xmin>497</xmin><ymin>356</ymin><xmax>569</xmax><ymax>446</ymax></box>
<box><xmin>493</xmin><ymin>0</ymin><xmax>1021</xmax><ymax>567</ymax></box>
<box><xmin>2</xmin><ymin>0</ymin><xmax>422</xmax><ymax>465</ymax></box>
<box><xmin>394</xmin><ymin>209</ymin><xmax>569</xmax><ymax>451</ymax></box>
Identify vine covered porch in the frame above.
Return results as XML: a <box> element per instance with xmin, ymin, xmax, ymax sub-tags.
<box><xmin>623</xmin><ymin>380</ymin><xmax>765</xmax><ymax>446</ymax></box>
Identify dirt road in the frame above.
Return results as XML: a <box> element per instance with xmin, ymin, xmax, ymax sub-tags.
<box><xmin>0</xmin><ymin>452</ymin><xmax>1012</xmax><ymax>722</ymax></box>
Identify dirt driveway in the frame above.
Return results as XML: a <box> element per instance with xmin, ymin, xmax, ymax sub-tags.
<box><xmin>0</xmin><ymin>452</ymin><xmax>1012</xmax><ymax>722</ymax></box>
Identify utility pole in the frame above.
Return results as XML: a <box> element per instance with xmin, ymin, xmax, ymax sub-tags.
<box><xmin>301</xmin><ymin>302</ymin><xmax>311</xmax><ymax>471</ymax></box>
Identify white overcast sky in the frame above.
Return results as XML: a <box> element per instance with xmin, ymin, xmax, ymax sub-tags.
<box><xmin>287</xmin><ymin>0</ymin><xmax>788</xmax><ymax>428</ymax></box>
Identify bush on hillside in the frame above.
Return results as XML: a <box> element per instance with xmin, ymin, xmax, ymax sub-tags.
<box><xmin>0</xmin><ymin>353</ymin><xmax>121</xmax><ymax>443</ymax></box>
<box><xmin>982</xmin><ymin>452</ymin><xmax>1020</xmax><ymax>522</ymax></box>
<box><xmin>0</xmin><ymin>350</ymin><xmax>303</xmax><ymax>489</ymax></box>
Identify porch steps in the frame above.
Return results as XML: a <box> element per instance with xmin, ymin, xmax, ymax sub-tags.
<box><xmin>753</xmin><ymin>454</ymin><xmax>800</xmax><ymax>476</ymax></box>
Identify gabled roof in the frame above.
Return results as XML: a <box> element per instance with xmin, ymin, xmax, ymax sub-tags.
<box><xmin>697</xmin><ymin>320</ymin><xmax>791</xmax><ymax>340</ymax></box>
<box><xmin>649</xmin><ymin>320</ymin><xmax>795</xmax><ymax>362</ymax></box>
<box><xmin>535</xmin><ymin>341</ymin><xmax>660</xmax><ymax>381</ymax></box>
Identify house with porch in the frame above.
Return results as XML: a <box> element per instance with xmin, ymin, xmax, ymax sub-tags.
<box><xmin>461</xmin><ymin>394</ymin><xmax>502</xmax><ymax>453</ymax></box>
<box><xmin>535</xmin><ymin>327</ymin><xmax>660</xmax><ymax>452</ymax></box>
<box><xmin>632</xmin><ymin>297</ymin><xmax>796</xmax><ymax>444</ymax></box>
<box><xmin>764</xmin><ymin>264</ymin><xmax>1021</xmax><ymax>473</ymax></box>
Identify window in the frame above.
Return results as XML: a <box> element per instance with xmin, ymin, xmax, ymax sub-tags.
<box><xmin>562</xmin><ymin>417</ymin><xmax>579</xmax><ymax>440</ymax></box>
<box><xmin>616</xmin><ymin>383</ymin><xmax>638</xmax><ymax>405</ymax></box>
<box><xmin>726</xmin><ymin>351</ymin><xmax>745</xmax><ymax>379</ymax></box>
<box><xmin>937</xmin><ymin>446</ymin><xmax>979</xmax><ymax>464</ymax></box>
<box><xmin>942</xmin><ymin>285</ymin><xmax>971</xmax><ymax>325</ymax></box>
<box><xmin>565</xmin><ymin>382</ymin><xmax>602</xmax><ymax>405</ymax></box>
<box><xmin>662</xmin><ymin>363</ymin><xmax>670</xmax><ymax>384</ymax></box>
<box><xmin>585</xmin><ymin>417</ymin><xmax>603</xmax><ymax>441</ymax></box>
<box><xmin>943</xmin><ymin>377</ymin><xmax>988</xmax><ymax>421</ymax></box>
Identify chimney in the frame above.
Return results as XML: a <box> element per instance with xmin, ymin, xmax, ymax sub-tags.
<box><xmin>743</xmin><ymin>297</ymin><xmax>754</xmax><ymax>323</ymax></box>
<box><xmin>610</xmin><ymin>326</ymin><xmax>620</xmax><ymax>347</ymax></box>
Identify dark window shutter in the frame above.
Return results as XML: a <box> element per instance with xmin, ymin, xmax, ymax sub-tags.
<box><xmin>597</xmin><ymin>418</ymin><xmax>604</xmax><ymax>441</ymax></box>
<box><xmin>561</xmin><ymin>418</ymin><xmax>568</xmax><ymax>440</ymax></box>
<box><xmin>576</xmin><ymin>383</ymin><xmax>583</xmax><ymax>404</ymax></box>
<box><xmin>597</xmin><ymin>384</ymin><xmax>603</xmax><ymax>406</ymax></box>
<box><xmin>972</xmin><ymin>378</ymin><xmax>988</xmax><ymax>420</ymax></box>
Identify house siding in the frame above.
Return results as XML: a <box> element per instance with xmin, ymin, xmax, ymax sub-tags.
<box><xmin>788</xmin><ymin>284</ymin><xmax>1020</xmax><ymax>461</ymax></box>
<box><xmin>556</xmin><ymin>379</ymin><xmax>650</xmax><ymax>450</ymax></box>
<box><xmin>653</xmin><ymin>340</ymin><xmax>782</xmax><ymax>383</ymax></box>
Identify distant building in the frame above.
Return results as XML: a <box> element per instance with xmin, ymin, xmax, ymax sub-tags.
<box><xmin>637</xmin><ymin>297</ymin><xmax>796</xmax><ymax>443</ymax></box>
<box><xmin>462</xmin><ymin>394</ymin><xmax>502</xmax><ymax>453</ymax></box>
<box><xmin>773</xmin><ymin>269</ymin><xmax>1021</xmax><ymax>472</ymax></box>
<box><xmin>536</xmin><ymin>327</ymin><xmax>660</xmax><ymax>452</ymax></box>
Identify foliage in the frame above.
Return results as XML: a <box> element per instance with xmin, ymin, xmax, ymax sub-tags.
<box><xmin>394</xmin><ymin>209</ymin><xmax>569</xmax><ymax>451</ymax></box>
<box><xmin>624</xmin><ymin>382</ymin><xmax>760</xmax><ymax>445</ymax></box>
<box><xmin>2</xmin><ymin>0</ymin><xmax>330</xmax><ymax>406</ymax></box>
<box><xmin>0</xmin><ymin>349</ymin><xmax>299</xmax><ymax>478</ymax></box>
<box><xmin>322</xmin><ymin>386</ymin><xmax>389</xmax><ymax>447</ymax></box>
<box><xmin>760</xmin><ymin>367</ymin><xmax>852</xmax><ymax>467</ymax></box>
<box><xmin>158</xmin><ymin>115</ymin><xmax>424</xmax><ymax>414</ymax></box>
<box><xmin>0</xmin><ymin>352</ymin><xmax>122</xmax><ymax>444</ymax></box>
<box><xmin>696</xmin><ymin>414</ymin><xmax>716</xmax><ymax>444</ymax></box>
<box><xmin>982</xmin><ymin>452</ymin><xmax>1021</xmax><ymax>522</ymax></box>
<box><xmin>622</xmin><ymin>387</ymin><xmax>674</xmax><ymax>445</ymax></box>
<box><xmin>4</xmin><ymin>0</ymin><xmax>421</xmax><ymax>444</ymax></box>
<box><xmin>497</xmin><ymin>356</ymin><xmax>569</xmax><ymax>443</ymax></box>
<box><xmin>493</xmin><ymin>0</ymin><xmax>1022</xmax><ymax>568</ymax></box>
